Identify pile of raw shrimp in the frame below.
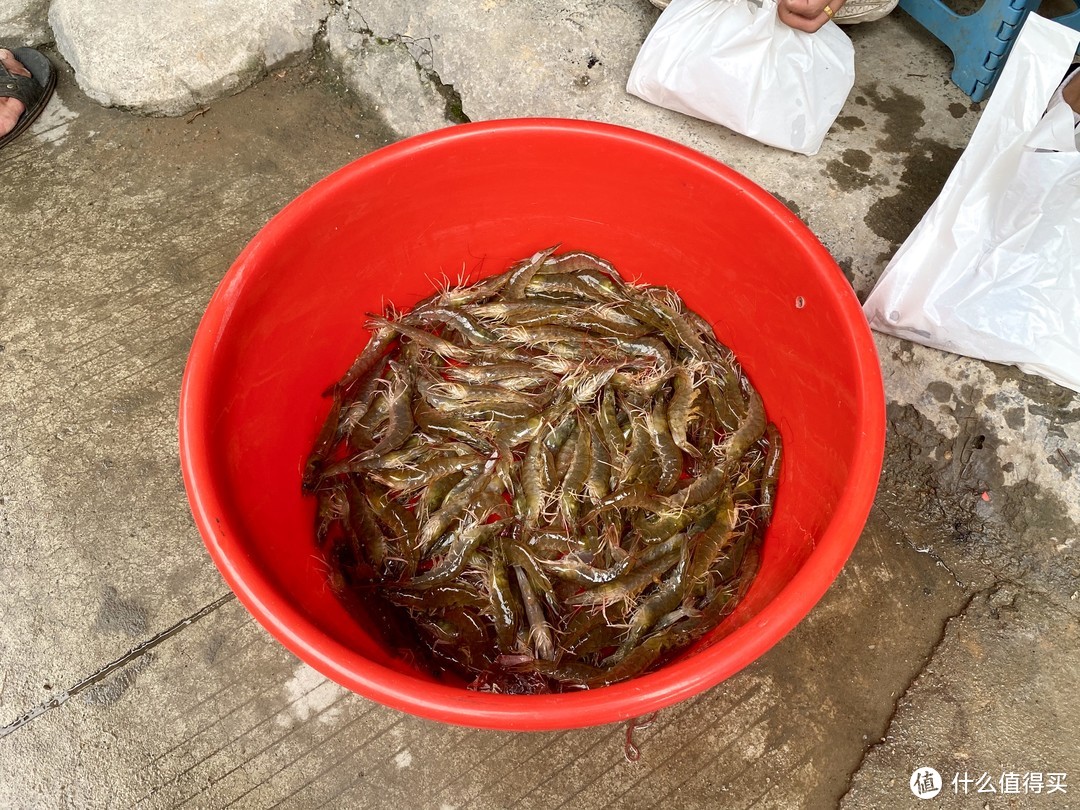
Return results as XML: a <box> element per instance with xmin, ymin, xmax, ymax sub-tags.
<box><xmin>304</xmin><ymin>247</ymin><xmax>781</xmax><ymax>693</ymax></box>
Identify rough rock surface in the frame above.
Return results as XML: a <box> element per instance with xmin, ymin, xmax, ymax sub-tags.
<box><xmin>325</xmin><ymin>11</ymin><xmax>453</xmax><ymax>139</ymax></box>
<box><xmin>48</xmin><ymin>0</ymin><xmax>331</xmax><ymax>115</ymax></box>
<box><xmin>337</xmin><ymin>0</ymin><xmax>654</xmax><ymax>126</ymax></box>
<box><xmin>0</xmin><ymin>0</ymin><xmax>50</xmax><ymax>46</ymax></box>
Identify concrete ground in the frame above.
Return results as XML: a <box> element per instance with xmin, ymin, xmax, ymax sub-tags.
<box><xmin>2</xmin><ymin>2</ymin><xmax>1079</xmax><ymax>808</ymax></box>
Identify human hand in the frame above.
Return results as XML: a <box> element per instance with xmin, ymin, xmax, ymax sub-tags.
<box><xmin>777</xmin><ymin>0</ymin><xmax>845</xmax><ymax>32</ymax></box>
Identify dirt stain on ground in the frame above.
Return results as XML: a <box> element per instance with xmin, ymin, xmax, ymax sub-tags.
<box><xmin>835</xmin><ymin>115</ymin><xmax>866</xmax><ymax>130</ymax></box>
<box><xmin>865</xmin><ymin>159</ymin><xmax>942</xmax><ymax>251</ymax></box>
<box><xmin>880</xmin><ymin>396</ymin><xmax>1079</xmax><ymax>603</ymax></box>
<box><xmin>837</xmin><ymin>257</ymin><xmax>855</xmax><ymax>285</ymax></box>
<box><xmin>1049</xmin><ymin>448</ymin><xmax>1077</xmax><ymax>478</ymax></box>
<box><xmin>825</xmin><ymin>146</ymin><xmax>879</xmax><ymax>191</ymax></box>
<box><xmin>825</xmin><ymin>160</ymin><xmax>871</xmax><ymax>191</ymax></box>
<box><xmin>861</xmin><ymin>83</ymin><xmax>963</xmax><ymax>251</ymax></box>
<box><xmin>927</xmin><ymin>381</ymin><xmax>954</xmax><ymax>402</ymax></box>
<box><xmin>843</xmin><ymin>149</ymin><xmax>872</xmax><ymax>171</ymax></box>
<box><xmin>94</xmin><ymin>586</ymin><xmax>149</xmax><ymax>638</ymax></box>
<box><xmin>771</xmin><ymin>193</ymin><xmax>803</xmax><ymax>219</ymax></box>
<box><xmin>984</xmin><ymin>361</ymin><xmax>1079</xmax><ymax>432</ymax></box>
<box><xmin>81</xmin><ymin>653</ymin><xmax>155</xmax><ymax>706</ymax></box>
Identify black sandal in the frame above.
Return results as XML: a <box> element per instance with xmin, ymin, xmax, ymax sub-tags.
<box><xmin>0</xmin><ymin>46</ymin><xmax>56</xmax><ymax>149</ymax></box>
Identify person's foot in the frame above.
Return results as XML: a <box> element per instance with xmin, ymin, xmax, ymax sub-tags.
<box><xmin>0</xmin><ymin>49</ymin><xmax>32</xmax><ymax>138</ymax></box>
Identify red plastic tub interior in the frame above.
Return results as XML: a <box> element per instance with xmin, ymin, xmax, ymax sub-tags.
<box><xmin>179</xmin><ymin>119</ymin><xmax>885</xmax><ymax>731</ymax></box>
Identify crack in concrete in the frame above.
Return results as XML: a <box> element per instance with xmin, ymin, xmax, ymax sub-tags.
<box><xmin>348</xmin><ymin>10</ymin><xmax>470</xmax><ymax>124</ymax></box>
<box><xmin>837</xmin><ymin>583</ymin><xmax>998</xmax><ymax>805</ymax></box>
<box><xmin>873</xmin><ymin>503</ymin><xmax>965</xmax><ymax>589</ymax></box>
<box><xmin>427</xmin><ymin>66</ymin><xmax>471</xmax><ymax>125</ymax></box>
<box><xmin>0</xmin><ymin>592</ymin><xmax>235</xmax><ymax>739</ymax></box>
<box><xmin>384</xmin><ymin>33</ymin><xmax>471</xmax><ymax>124</ymax></box>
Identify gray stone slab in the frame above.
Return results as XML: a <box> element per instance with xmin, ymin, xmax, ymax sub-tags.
<box><xmin>0</xmin><ymin>0</ymin><xmax>50</xmax><ymax>46</ymax></box>
<box><xmin>48</xmin><ymin>0</ymin><xmax>331</xmax><ymax>115</ymax></box>
<box><xmin>0</xmin><ymin>52</ymin><xmax>393</xmax><ymax>717</ymax></box>
<box><xmin>326</xmin><ymin>13</ymin><xmax>455</xmax><ymax>139</ymax></box>
<box><xmin>843</xmin><ymin>589</ymin><xmax>1080</xmax><ymax>809</ymax></box>
<box><xmin>0</xmin><ymin>513</ymin><xmax>965</xmax><ymax>808</ymax></box>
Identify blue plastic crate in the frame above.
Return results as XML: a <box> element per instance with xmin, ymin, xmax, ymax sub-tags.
<box><xmin>897</xmin><ymin>0</ymin><xmax>1080</xmax><ymax>100</ymax></box>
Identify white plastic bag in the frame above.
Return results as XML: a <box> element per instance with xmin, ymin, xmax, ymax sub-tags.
<box><xmin>863</xmin><ymin>14</ymin><xmax>1080</xmax><ymax>393</ymax></box>
<box><xmin>626</xmin><ymin>0</ymin><xmax>855</xmax><ymax>155</ymax></box>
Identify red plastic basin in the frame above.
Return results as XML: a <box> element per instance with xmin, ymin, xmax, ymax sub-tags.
<box><xmin>179</xmin><ymin>118</ymin><xmax>885</xmax><ymax>731</ymax></box>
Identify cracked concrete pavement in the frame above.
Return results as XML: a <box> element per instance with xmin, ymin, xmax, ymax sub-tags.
<box><xmin>2</xmin><ymin>1</ymin><xmax>1079</xmax><ymax>807</ymax></box>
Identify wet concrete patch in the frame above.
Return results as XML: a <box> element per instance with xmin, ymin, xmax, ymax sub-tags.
<box><xmin>864</xmin><ymin>140</ymin><xmax>961</xmax><ymax>250</ymax></box>
<box><xmin>927</xmin><ymin>381</ymin><xmax>953</xmax><ymax>403</ymax></box>
<box><xmin>866</xmin><ymin>84</ymin><xmax>925</xmax><ymax>152</ymax></box>
<box><xmin>1019</xmin><ymin>388</ymin><xmax>1071</xmax><ymax>427</ymax></box>
<box><xmin>81</xmin><ymin>653</ymin><xmax>155</xmax><ymax>707</ymax></box>
<box><xmin>986</xmin><ymin>361</ymin><xmax>1079</xmax><ymax>433</ymax></box>
<box><xmin>843</xmin><ymin>148</ymin><xmax>872</xmax><ymax>171</ymax></box>
<box><xmin>837</xmin><ymin>257</ymin><xmax>856</xmax><ymax>285</ymax></box>
<box><xmin>93</xmin><ymin>586</ymin><xmax>149</xmax><ymax>638</ymax></box>
<box><xmin>1003</xmin><ymin>406</ymin><xmax>1025</xmax><ymax>430</ymax></box>
<box><xmin>878</xmin><ymin>400</ymin><xmax>1079</xmax><ymax>605</ymax></box>
<box><xmin>825</xmin><ymin>158</ymin><xmax>876</xmax><ymax>191</ymax></box>
<box><xmin>836</xmin><ymin>114</ymin><xmax>866</xmax><ymax>130</ymax></box>
<box><xmin>771</xmin><ymin>192</ymin><xmax>803</xmax><ymax>219</ymax></box>
<box><xmin>853</xmin><ymin>83</ymin><xmax>964</xmax><ymax>252</ymax></box>
<box><xmin>824</xmin><ymin>148</ymin><xmax>877</xmax><ymax>191</ymax></box>
<box><xmin>204</xmin><ymin>633</ymin><xmax>228</xmax><ymax>666</ymax></box>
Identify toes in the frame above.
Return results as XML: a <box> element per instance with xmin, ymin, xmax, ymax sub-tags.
<box><xmin>0</xmin><ymin>48</ymin><xmax>32</xmax><ymax>79</ymax></box>
<box><xmin>0</xmin><ymin>97</ymin><xmax>28</xmax><ymax>136</ymax></box>
<box><xmin>0</xmin><ymin>48</ymin><xmax>31</xmax><ymax>137</ymax></box>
